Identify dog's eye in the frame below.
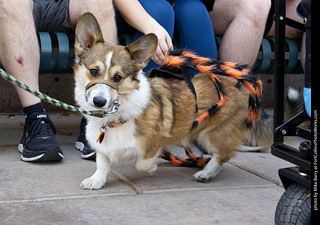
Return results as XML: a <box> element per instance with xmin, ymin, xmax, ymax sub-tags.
<box><xmin>113</xmin><ymin>74</ymin><xmax>122</xmax><ymax>82</ymax></box>
<box><xmin>89</xmin><ymin>69</ymin><xmax>99</xmax><ymax>77</ymax></box>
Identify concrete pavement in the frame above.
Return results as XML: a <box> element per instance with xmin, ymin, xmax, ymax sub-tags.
<box><xmin>0</xmin><ymin>113</ymin><xmax>300</xmax><ymax>225</ymax></box>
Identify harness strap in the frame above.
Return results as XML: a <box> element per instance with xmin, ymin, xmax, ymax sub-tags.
<box><xmin>181</xmin><ymin>67</ymin><xmax>198</xmax><ymax>113</ymax></box>
<box><xmin>146</xmin><ymin>68</ymin><xmax>198</xmax><ymax>113</ymax></box>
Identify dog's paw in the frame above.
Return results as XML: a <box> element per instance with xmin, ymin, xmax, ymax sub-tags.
<box><xmin>193</xmin><ymin>171</ymin><xmax>211</xmax><ymax>183</ymax></box>
<box><xmin>135</xmin><ymin>157</ymin><xmax>158</xmax><ymax>176</ymax></box>
<box><xmin>146</xmin><ymin>165</ymin><xmax>158</xmax><ymax>176</ymax></box>
<box><xmin>80</xmin><ymin>177</ymin><xmax>105</xmax><ymax>190</ymax></box>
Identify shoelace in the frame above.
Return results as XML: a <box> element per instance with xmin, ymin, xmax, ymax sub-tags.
<box><xmin>25</xmin><ymin>117</ymin><xmax>57</xmax><ymax>140</ymax></box>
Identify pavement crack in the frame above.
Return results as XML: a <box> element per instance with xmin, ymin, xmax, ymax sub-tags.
<box><xmin>111</xmin><ymin>169</ymin><xmax>143</xmax><ymax>194</ymax></box>
<box><xmin>0</xmin><ymin>192</ymin><xmax>135</xmax><ymax>205</ymax></box>
<box><xmin>228</xmin><ymin>161</ymin><xmax>281</xmax><ymax>186</ymax></box>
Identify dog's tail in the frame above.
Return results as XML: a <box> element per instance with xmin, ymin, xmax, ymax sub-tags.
<box><xmin>239</xmin><ymin>87</ymin><xmax>303</xmax><ymax>152</ymax></box>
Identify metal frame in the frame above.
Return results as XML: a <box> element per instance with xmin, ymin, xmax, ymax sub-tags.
<box><xmin>273</xmin><ymin>0</ymin><xmax>286</xmax><ymax>140</ymax></box>
<box><xmin>271</xmin><ymin>0</ymin><xmax>311</xmax><ymax>187</ymax></box>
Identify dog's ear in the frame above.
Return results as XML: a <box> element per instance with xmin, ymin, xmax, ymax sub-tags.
<box><xmin>75</xmin><ymin>12</ymin><xmax>104</xmax><ymax>58</ymax></box>
<box><xmin>125</xmin><ymin>33</ymin><xmax>158</xmax><ymax>71</ymax></box>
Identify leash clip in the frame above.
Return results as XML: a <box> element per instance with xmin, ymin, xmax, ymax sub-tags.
<box><xmin>90</xmin><ymin>96</ymin><xmax>120</xmax><ymax>118</ymax></box>
<box><xmin>102</xmin><ymin>95</ymin><xmax>120</xmax><ymax>117</ymax></box>
<box><xmin>103</xmin><ymin>101</ymin><xmax>120</xmax><ymax>117</ymax></box>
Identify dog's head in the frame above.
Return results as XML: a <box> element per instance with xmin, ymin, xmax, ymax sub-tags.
<box><xmin>73</xmin><ymin>13</ymin><xmax>157</xmax><ymax>112</ymax></box>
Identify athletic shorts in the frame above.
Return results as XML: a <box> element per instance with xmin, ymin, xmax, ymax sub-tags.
<box><xmin>33</xmin><ymin>0</ymin><xmax>74</xmax><ymax>35</ymax></box>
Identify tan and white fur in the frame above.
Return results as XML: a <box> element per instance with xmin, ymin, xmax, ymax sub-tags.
<box><xmin>73</xmin><ymin>13</ymin><xmax>300</xmax><ymax>190</ymax></box>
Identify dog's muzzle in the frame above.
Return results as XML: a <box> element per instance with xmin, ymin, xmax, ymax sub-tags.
<box><xmin>85</xmin><ymin>79</ymin><xmax>119</xmax><ymax>92</ymax></box>
<box><xmin>86</xmin><ymin>79</ymin><xmax>120</xmax><ymax>117</ymax></box>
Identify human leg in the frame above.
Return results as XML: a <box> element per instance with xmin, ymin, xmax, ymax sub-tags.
<box><xmin>132</xmin><ymin>0</ymin><xmax>175</xmax><ymax>41</ymax></box>
<box><xmin>209</xmin><ymin>0</ymin><xmax>271</xmax><ymax>67</ymax></box>
<box><xmin>75</xmin><ymin>117</ymin><xmax>96</xmax><ymax>160</ymax></box>
<box><xmin>140</xmin><ymin>0</ymin><xmax>174</xmax><ymax>71</ymax></box>
<box><xmin>0</xmin><ymin>0</ymin><xmax>63</xmax><ymax>161</ymax></box>
<box><xmin>0</xmin><ymin>0</ymin><xmax>41</xmax><ymax>108</ymax></box>
<box><xmin>68</xmin><ymin>0</ymin><xmax>118</xmax><ymax>158</ymax></box>
<box><xmin>68</xmin><ymin>0</ymin><xmax>117</xmax><ymax>44</ymax></box>
<box><xmin>173</xmin><ymin>0</ymin><xmax>217</xmax><ymax>60</ymax></box>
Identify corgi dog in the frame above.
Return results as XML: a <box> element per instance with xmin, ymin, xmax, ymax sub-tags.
<box><xmin>73</xmin><ymin>13</ymin><xmax>300</xmax><ymax>190</ymax></box>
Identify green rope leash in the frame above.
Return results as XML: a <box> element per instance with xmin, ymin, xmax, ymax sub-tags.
<box><xmin>0</xmin><ymin>68</ymin><xmax>117</xmax><ymax>117</ymax></box>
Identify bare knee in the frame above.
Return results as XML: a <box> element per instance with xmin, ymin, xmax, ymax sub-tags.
<box><xmin>0</xmin><ymin>0</ymin><xmax>33</xmax><ymax>20</ymax></box>
<box><xmin>211</xmin><ymin>0</ymin><xmax>271</xmax><ymax>35</ymax></box>
<box><xmin>69</xmin><ymin>0</ymin><xmax>114</xmax><ymax>25</ymax></box>
<box><xmin>69</xmin><ymin>0</ymin><xmax>116</xmax><ymax>43</ymax></box>
<box><xmin>240</xmin><ymin>0</ymin><xmax>271</xmax><ymax>29</ymax></box>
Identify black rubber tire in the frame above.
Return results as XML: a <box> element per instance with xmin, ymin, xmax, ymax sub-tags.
<box><xmin>275</xmin><ymin>182</ymin><xmax>311</xmax><ymax>225</ymax></box>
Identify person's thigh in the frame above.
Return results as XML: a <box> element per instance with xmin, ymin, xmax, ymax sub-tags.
<box><xmin>173</xmin><ymin>0</ymin><xmax>217</xmax><ymax>59</ymax></box>
<box><xmin>115</xmin><ymin>0</ymin><xmax>174</xmax><ymax>43</ymax></box>
<box><xmin>209</xmin><ymin>0</ymin><xmax>240</xmax><ymax>36</ymax></box>
<box><xmin>139</xmin><ymin>0</ymin><xmax>174</xmax><ymax>35</ymax></box>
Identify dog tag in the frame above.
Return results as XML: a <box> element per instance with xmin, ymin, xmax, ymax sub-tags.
<box><xmin>96</xmin><ymin>128</ymin><xmax>105</xmax><ymax>144</ymax></box>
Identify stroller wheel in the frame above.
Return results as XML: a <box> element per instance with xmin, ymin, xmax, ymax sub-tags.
<box><xmin>275</xmin><ymin>182</ymin><xmax>311</xmax><ymax>225</ymax></box>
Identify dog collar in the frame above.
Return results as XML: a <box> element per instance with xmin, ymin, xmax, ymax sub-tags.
<box><xmin>107</xmin><ymin>119</ymin><xmax>128</xmax><ymax>128</ymax></box>
<box><xmin>96</xmin><ymin>118</ymin><xmax>129</xmax><ymax>143</ymax></box>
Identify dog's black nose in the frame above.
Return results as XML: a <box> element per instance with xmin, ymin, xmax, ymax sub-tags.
<box><xmin>93</xmin><ymin>96</ymin><xmax>107</xmax><ymax>107</ymax></box>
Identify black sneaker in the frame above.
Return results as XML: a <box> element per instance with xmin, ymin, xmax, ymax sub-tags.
<box><xmin>18</xmin><ymin>112</ymin><xmax>64</xmax><ymax>162</ymax></box>
<box><xmin>75</xmin><ymin>117</ymin><xmax>96</xmax><ymax>160</ymax></box>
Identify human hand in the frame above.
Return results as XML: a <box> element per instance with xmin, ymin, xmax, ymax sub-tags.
<box><xmin>145</xmin><ymin>25</ymin><xmax>173</xmax><ymax>65</ymax></box>
<box><xmin>113</xmin><ymin>0</ymin><xmax>173</xmax><ymax>65</ymax></box>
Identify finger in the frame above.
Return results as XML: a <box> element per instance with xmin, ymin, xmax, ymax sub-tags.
<box><xmin>153</xmin><ymin>47</ymin><xmax>164</xmax><ymax>64</ymax></box>
<box><xmin>159</xmin><ymin>42</ymin><xmax>169</xmax><ymax>55</ymax></box>
<box><xmin>152</xmin><ymin>53</ymin><xmax>161</xmax><ymax>65</ymax></box>
<box><xmin>165</xmin><ymin>36</ymin><xmax>173</xmax><ymax>50</ymax></box>
<box><xmin>156</xmin><ymin>51</ymin><xmax>165</xmax><ymax>63</ymax></box>
<box><xmin>152</xmin><ymin>55</ymin><xmax>160</xmax><ymax>65</ymax></box>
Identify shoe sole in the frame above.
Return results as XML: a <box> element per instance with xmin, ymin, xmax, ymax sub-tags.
<box><xmin>21</xmin><ymin>149</ymin><xmax>64</xmax><ymax>162</ymax></box>
<box><xmin>81</xmin><ymin>151</ymin><xmax>96</xmax><ymax>160</ymax></box>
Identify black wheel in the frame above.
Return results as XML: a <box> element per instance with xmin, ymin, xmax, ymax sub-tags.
<box><xmin>275</xmin><ymin>182</ymin><xmax>311</xmax><ymax>225</ymax></box>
